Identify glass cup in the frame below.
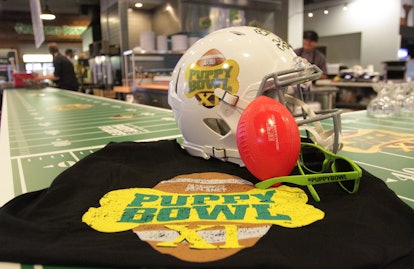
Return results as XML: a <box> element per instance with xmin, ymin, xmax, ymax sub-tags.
<box><xmin>367</xmin><ymin>84</ymin><xmax>398</xmax><ymax>117</ymax></box>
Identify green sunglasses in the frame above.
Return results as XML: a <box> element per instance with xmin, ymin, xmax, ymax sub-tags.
<box><xmin>255</xmin><ymin>142</ymin><xmax>362</xmax><ymax>202</ymax></box>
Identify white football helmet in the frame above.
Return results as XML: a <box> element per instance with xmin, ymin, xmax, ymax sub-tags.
<box><xmin>169</xmin><ymin>26</ymin><xmax>342</xmax><ymax>173</ymax></box>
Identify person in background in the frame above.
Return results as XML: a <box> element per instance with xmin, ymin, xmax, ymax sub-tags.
<box><xmin>294</xmin><ymin>30</ymin><xmax>328</xmax><ymax>79</ymax></box>
<box><xmin>65</xmin><ymin>48</ymin><xmax>75</xmax><ymax>65</ymax></box>
<box><xmin>35</xmin><ymin>43</ymin><xmax>79</xmax><ymax>91</ymax></box>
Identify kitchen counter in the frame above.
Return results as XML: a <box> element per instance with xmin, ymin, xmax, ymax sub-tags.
<box><xmin>315</xmin><ymin>79</ymin><xmax>378</xmax><ymax>109</ymax></box>
<box><xmin>132</xmin><ymin>83</ymin><xmax>170</xmax><ymax>108</ymax></box>
<box><xmin>135</xmin><ymin>83</ymin><xmax>169</xmax><ymax>91</ymax></box>
<box><xmin>315</xmin><ymin>79</ymin><xmax>377</xmax><ymax>88</ymax></box>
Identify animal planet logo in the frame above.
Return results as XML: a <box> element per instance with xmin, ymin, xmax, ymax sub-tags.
<box><xmin>82</xmin><ymin>173</ymin><xmax>324</xmax><ymax>262</ymax></box>
<box><xmin>185</xmin><ymin>49</ymin><xmax>239</xmax><ymax>108</ymax></box>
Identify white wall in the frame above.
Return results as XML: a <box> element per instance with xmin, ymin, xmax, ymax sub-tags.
<box><xmin>287</xmin><ymin>0</ymin><xmax>304</xmax><ymax>49</ymax></box>
<box><xmin>303</xmin><ymin>0</ymin><xmax>401</xmax><ymax>72</ymax></box>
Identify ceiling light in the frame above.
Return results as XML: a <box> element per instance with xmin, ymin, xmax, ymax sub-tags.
<box><xmin>323</xmin><ymin>8</ymin><xmax>329</xmax><ymax>15</ymax></box>
<box><xmin>343</xmin><ymin>4</ymin><xmax>348</xmax><ymax>11</ymax></box>
<box><xmin>135</xmin><ymin>2</ymin><xmax>143</xmax><ymax>8</ymax></box>
<box><xmin>40</xmin><ymin>0</ymin><xmax>55</xmax><ymax>20</ymax></box>
<box><xmin>308</xmin><ymin>12</ymin><xmax>314</xmax><ymax>18</ymax></box>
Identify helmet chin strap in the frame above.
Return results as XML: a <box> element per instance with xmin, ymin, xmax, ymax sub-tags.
<box><xmin>179</xmin><ymin>139</ymin><xmax>239</xmax><ymax>157</ymax></box>
<box><xmin>204</xmin><ymin>146</ymin><xmax>242</xmax><ymax>161</ymax></box>
<box><xmin>284</xmin><ymin>94</ymin><xmax>343</xmax><ymax>153</ymax></box>
<box><xmin>214</xmin><ymin>88</ymin><xmax>249</xmax><ymax>109</ymax></box>
<box><xmin>181</xmin><ymin>140</ymin><xmax>243</xmax><ymax>164</ymax></box>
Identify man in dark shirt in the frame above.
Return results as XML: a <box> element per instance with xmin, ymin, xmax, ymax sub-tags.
<box><xmin>294</xmin><ymin>31</ymin><xmax>328</xmax><ymax>79</ymax></box>
<box><xmin>36</xmin><ymin>42</ymin><xmax>79</xmax><ymax>91</ymax></box>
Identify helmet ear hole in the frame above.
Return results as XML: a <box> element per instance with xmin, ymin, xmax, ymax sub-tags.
<box><xmin>203</xmin><ymin>118</ymin><xmax>231</xmax><ymax>136</ymax></box>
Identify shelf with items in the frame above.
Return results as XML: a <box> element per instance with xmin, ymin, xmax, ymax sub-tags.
<box><xmin>122</xmin><ymin>50</ymin><xmax>182</xmax><ymax>107</ymax></box>
<box><xmin>122</xmin><ymin>50</ymin><xmax>182</xmax><ymax>89</ymax></box>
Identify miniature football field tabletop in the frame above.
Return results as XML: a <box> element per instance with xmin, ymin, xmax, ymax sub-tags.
<box><xmin>0</xmin><ymin>88</ymin><xmax>181</xmax><ymax>207</ymax></box>
<box><xmin>339</xmin><ymin>110</ymin><xmax>414</xmax><ymax>208</ymax></box>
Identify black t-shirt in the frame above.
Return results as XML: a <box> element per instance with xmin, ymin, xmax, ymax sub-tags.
<box><xmin>0</xmin><ymin>140</ymin><xmax>413</xmax><ymax>268</ymax></box>
<box><xmin>53</xmin><ymin>53</ymin><xmax>79</xmax><ymax>91</ymax></box>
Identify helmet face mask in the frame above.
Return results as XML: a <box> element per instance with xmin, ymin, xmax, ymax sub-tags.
<box><xmin>169</xmin><ymin>26</ymin><xmax>342</xmax><ymax>180</ymax></box>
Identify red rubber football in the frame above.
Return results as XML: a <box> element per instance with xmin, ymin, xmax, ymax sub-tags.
<box><xmin>236</xmin><ymin>96</ymin><xmax>301</xmax><ymax>183</ymax></box>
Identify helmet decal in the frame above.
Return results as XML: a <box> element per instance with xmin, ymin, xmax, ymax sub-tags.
<box><xmin>271</xmin><ymin>37</ymin><xmax>291</xmax><ymax>51</ymax></box>
<box><xmin>185</xmin><ymin>49</ymin><xmax>240</xmax><ymax>108</ymax></box>
<box><xmin>253</xmin><ymin>27</ymin><xmax>291</xmax><ymax>52</ymax></box>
